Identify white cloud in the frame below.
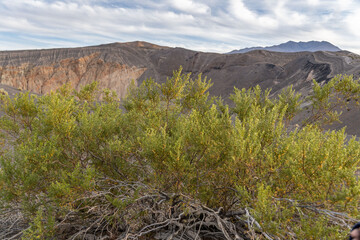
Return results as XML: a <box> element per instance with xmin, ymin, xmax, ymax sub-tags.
<box><xmin>170</xmin><ymin>0</ymin><xmax>210</xmax><ymax>15</ymax></box>
<box><xmin>0</xmin><ymin>0</ymin><xmax>360</xmax><ymax>53</ymax></box>
<box><xmin>228</xmin><ymin>0</ymin><xmax>256</xmax><ymax>21</ymax></box>
<box><xmin>307</xmin><ymin>0</ymin><xmax>320</xmax><ymax>6</ymax></box>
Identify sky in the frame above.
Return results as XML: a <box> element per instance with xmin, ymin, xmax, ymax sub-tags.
<box><xmin>1</xmin><ymin>0</ymin><xmax>360</xmax><ymax>54</ymax></box>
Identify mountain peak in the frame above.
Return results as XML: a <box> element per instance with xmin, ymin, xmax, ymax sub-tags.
<box><xmin>229</xmin><ymin>41</ymin><xmax>342</xmax><ymax>54</ymax></box>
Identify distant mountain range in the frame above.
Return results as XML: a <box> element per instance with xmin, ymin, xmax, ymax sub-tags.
<box><xmin>229</xmin><ymin>41</ymin><xmax>342</xmax><ymax>54</ymax></box>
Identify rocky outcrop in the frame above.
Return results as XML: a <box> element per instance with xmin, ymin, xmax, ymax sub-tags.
<box><xmin>0</xmin><ymin>42</ymin><xmax>164</xmax><ymax>97</ymax></box>
<box><xmin>0</xmin><ymin>53</ymin><xmax>145</xmax><ymax>98</ymax></box>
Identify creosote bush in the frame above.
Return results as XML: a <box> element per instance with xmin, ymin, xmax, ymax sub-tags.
<box><xmin>0</xmin><ymin>67</ymin><xmax>360</xmax><ymax>239</ymax></box>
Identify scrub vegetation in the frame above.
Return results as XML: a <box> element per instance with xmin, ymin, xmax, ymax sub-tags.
<box><xmin>1</xmin><ymin>67</ymin><xmax>360</xmax><ymax>239</ymax></box>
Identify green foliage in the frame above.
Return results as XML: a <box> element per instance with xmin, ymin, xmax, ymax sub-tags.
<box><xmin>21</xmin><ymin>207</ymin><xmax>55</xmax><ymax>239</ymax></box>
<box><xmin>294</xmin><ymin>215</ymin><xmax>343</xmax><ymax>240</ymax></box>
<box><xmin>0</xmin><ymin>69</ymin><xmax>360</xmax><ymax>239</ymax></box>
<box><xmin>305</xmin><ymin>75</ymin><xmax>360</xmax><ymax>126</ymax></box>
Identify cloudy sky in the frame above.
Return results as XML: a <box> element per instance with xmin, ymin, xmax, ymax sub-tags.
<box><xmin>0</xmin><ymin>0</ymin><xmax>360</xmax><ymax>53</ymax></box>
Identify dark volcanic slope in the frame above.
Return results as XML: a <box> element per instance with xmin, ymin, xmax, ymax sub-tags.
<box><xmin>1</xmin><ymin>41</ymin><xmax>359</xmax><ymax>98</ymax></box>
<box><xmin>1</xmin><ymin>41</ymin><xmax>360</xmax><ymax>135</ymax></box>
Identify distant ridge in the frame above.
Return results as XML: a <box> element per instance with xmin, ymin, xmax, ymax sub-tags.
<box><xmin>229</xmin><ymin>41</ymin><xmax>342</xmax><ymax>54</ymax></box>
